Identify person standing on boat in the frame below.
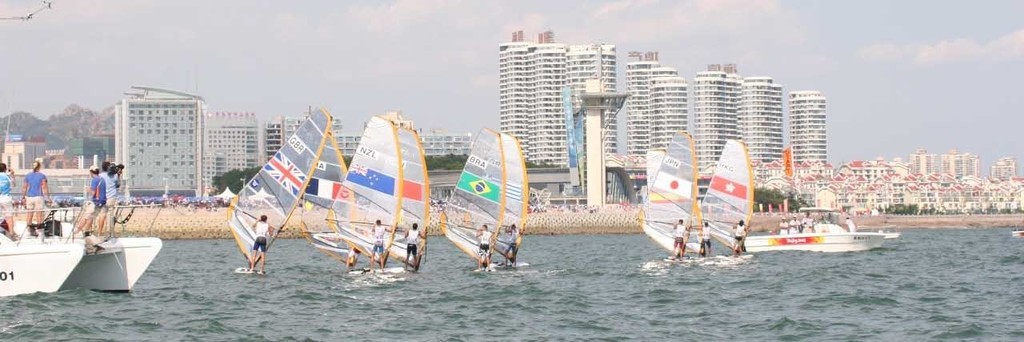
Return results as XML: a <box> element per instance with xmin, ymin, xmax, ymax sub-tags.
<box><xmin>248</xmin><ymin>215</ymin><xmax>274</xmax><ymax>274</ymax></box>
<box><xmin>475</xmin><ymin>224</ymin><xmax>493</xmax><ymax>270</ymax></box>
<box><xmin>96</xmin><ymin>162</ymin><xmax>122</xmax><ymax>237</ymax></box>
<box><xmin>733</xmin><ymin>219</ymin><xmax>747</xmax><ymax>257</ymax></box>
<box><xmin>22</xmin><ymin>159</ymin><xmax>50</xmax><ymax>235</ymax></box>
<box><xmin>699</xmin><ymin>221</ymin><xmax>712</xmax><ymax>257</ymax></box>
<box><xmin>787</xmin><ymin>216</ymin><xmax>799</xmax><ymax>235</ymax></box>
<box><xmin>404</xmin><ymin>222</ymin><xmax>424</xmax><ymax>270</ymax></box>
<box><xmin>370</xmin><ymin>219</ymin><xmax>390</xmax><ymax>271</ymax></box>
<box><xmin>76</xmin><ymin>166</ymin><xmax>106</xmax><ymax>234</ymax></box>
<box><xmin>845</xmin><ymin>217</ymin><xmax>857</xmax><ymax>233</ymax></box>
<box><xmin>776</xmin><ymin>217</ymin><xmax>788</xmax><ymax>235</ymax></box>
<box><xmin>671</xmin><ymin>219</ymin><xmax>687</xmax><ymax>259</ymax></box>
<box><xmin>0</xmin><ymin>163</ymin><xmax>14</xmax><ymax>240</ymax></box>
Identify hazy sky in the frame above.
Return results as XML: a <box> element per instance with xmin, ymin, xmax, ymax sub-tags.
<box><xmin>1</xmin><ymin>0</ymin><xmax>1022</xmax><ymax>168</ymax></box>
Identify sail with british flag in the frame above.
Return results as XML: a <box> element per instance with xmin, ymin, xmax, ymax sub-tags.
<box><xmin>641</xmin><ymin>132</ymin><xmax>701</xmax><ymax>254</ymax></box>
<box><xmin>698</xmin><ymin>139</ymin><xmax>755</xmax><ymax>251</ymax></box>
<box><xmin>227</xmin><ymin>108</ymin><xmax>331</xmax><ymax>262</ymax></box>
<box><xmin>329</xmin><ymin>116</ymin><xmax>404</xmax><ymax>267</ymax></box>
<box><xmin>440</xmin><ymin>129</ymin><xmax>506</xmax><ymax>264</ymax></box>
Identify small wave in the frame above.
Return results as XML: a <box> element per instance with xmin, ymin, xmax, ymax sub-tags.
<box><xmin>932</xmin><ymin>322</ymin><xmax>984</xmax><ymax>339</ymax></box>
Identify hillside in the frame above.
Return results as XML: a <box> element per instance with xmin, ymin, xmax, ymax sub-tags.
<box><xmin>1</xmin><ymin>104</ymin><xmax>115</xmax><ymax>149</ymax></box>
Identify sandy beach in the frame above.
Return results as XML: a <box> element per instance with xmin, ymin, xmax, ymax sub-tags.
<box><xmin>105</xmin><ymin>207</ymin><xmax>1024</xmax><ymax>240</ymax></box>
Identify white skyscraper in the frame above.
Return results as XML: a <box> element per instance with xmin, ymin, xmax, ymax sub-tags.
<box><xmin>693</xmin><ymin>64</ymin><xmax>742</xmax><ymax>171</ymax></box>
<box><xmin>203</xmin><ymin>112</ymin><xmax>260</xmax><ymax>183</ymax></box>
<box><xmin>788</xmin><ymin>90</ymin><xmax>828</xmax><ymax>163</ymax></box>
<box><xmin>115</xmin><ymin>86</ymin><xmax>206</xmax><ymax>195</ymax></box>
<box><xmin>625</xmin><ymin>55</ymin><xmax>687</xmax><ymax>156</ymax></box>
<box><xmin>990</xmin><ymin>157</ymin><xmax>1018</xmax><ymax>180</ymax></box>
<box><xmin>739</xmin><ymin>77</ymin><xmax>784</xmax><ymax>162</ymax></box>
<box><xmin>499</xmin><ymin>30</ymin><xmax>617</xmax><ymax>166</ymax></box>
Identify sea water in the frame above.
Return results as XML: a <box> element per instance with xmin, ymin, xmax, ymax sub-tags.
<box><xmin>2</xmin><ymin>228</ymin><xmax>1023</xmax><ymax>340</ymax></box>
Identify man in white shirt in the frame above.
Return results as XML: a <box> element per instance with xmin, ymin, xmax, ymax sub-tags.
<box><xmin>248</xmin><ymin>215</ymin><xmax>275</xmax><ymax>274</ymax></box>
<box><xmin>671</xmin><ymin>219</ymin><xmax>687</xmax><ymax>260</ymax></box>
<box><xmin>846</xmin><ymin>217</ymin><xmax>857</xmax><ymax>233</ymax></box>
<box><xmin>475</xmin><ymin>224</ymin><xmax>493</xmax><ymax>270</ymax></box>
<box><xmin>370</xmin><ymin>219</ymin><xmax>390</xmax><ymax>271</ymax></box>
<box><xmin>733</xmin><ymin>219</ymin><xmax>747</xmax><ymax>257</ymax></box>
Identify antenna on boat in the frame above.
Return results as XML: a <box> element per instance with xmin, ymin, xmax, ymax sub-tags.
<box><xmin>0</xmin><ymin>1</ymin><xmax>53</xmax><ymax>21</ymax></box>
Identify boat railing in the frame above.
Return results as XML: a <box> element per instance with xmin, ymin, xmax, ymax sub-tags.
<box><xmin>3</xmin><ymin>204</ymin><xmax>162</xmax><ymax>245</ymax></box>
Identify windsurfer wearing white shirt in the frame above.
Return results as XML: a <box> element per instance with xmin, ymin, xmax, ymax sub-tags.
<box><xmin>733</xmin><ymin>219</ymin><xmax>747</xmax><ymax>257</ymax></box>
<box><xmin>248</xmin><ymin>215</ymin><xmax>275</xmax><ymax>274</ymax></box>
<box><xmin>404</xmin><ymin>223</ymin><xmax>424</xmax><ymax>271</ymax></box>
<box><xmin>476</xmin><ymin>224</ymin><xmax>493</xmax><ymax>270</ymax></box>
<box><xmin>370</xmin><ymin>219</ymin><xmax>391</xmax><ymax>271</ymax></box>
<box><xmin>499</xmin><ymin>224</ymin><xmax>520</xmax><ymax>267</ymax></box>
<box><xmin>671</xmin><ymin>219</ymin><xmax>687</xmax><ymax>260</ymax></box>
<box><xmin>699</xmin><ymin>221</ymin><xmax>712</xmax><ymax>257</ymax></box>
<box><xmin>846</xmin><ymin>217</ymin><xmax>857</xmax><ymax>233</ymax></box>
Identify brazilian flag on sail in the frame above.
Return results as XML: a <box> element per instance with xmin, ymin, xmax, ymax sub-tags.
<box><xmin>456</xmin><ymin>171</ymin><xmax>501</xmax><ymax>203</ymax></box>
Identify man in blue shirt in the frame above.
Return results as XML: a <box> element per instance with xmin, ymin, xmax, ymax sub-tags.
<box><xmin>0</xmin><ymin>163</ymin><xmax>13</xmax><ymax>239</ymax></box>
<box><xmin>79</xmin><ymin>166</ymin><xmax>106</xmax><ymax>234</ymax></box>
<box><xmin>97</xmin><ymin>162</ymin><xmax>121</xmax><ymax>236</ymax></box>
<box><xmin>22</xmin><ymin>159</ymin><xmax>50</xmax><ymax>235</ymax></box>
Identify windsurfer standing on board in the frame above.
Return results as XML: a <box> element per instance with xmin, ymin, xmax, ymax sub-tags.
<box><xmin>248</xmin><ymin>215</ymin><xmax>275</xmax><ymax>274</ymax></box>
<box><xmin>502</xmin><ymin>224</ymin><xmax>519</xmax><ymax>267</ymax></box>
<box><xmin>476</xmin><ymin>224</ymin><xmax>493</xmax><ymax>270</ymax></box>
<box><xmin>370</xmin><ymin>219</ymin><xmax>390</xmax><ymax>271</ymax></box>
<box><xmin>671</xmin><ymin>219</ymin><xmax>687</xmax><ymax>260</ymax></box>
<box><xmin>733</xmin><ymin>219</ymin><xmax>747</xmax><ymax>257</ymax></box>
<box><xmin>404</xmin><ymin>222</ymin><xmax>424</xmax><ymax>271</ymax></box>
<box><xmin>699</xmin><ymin>221</ymin><xmax>712</xmax><ymax>257</ymax></box>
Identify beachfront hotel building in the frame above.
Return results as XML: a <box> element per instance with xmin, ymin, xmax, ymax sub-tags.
<box><xmin>940</xmin><ymin>149</ymin><xmax>981</xmax><ymax>179</ymax></box>
<box><xmin>499</xmin><ymin>30</ymin><xmax>617</xmax><ymax>166</ymax></box>
<box><xmin>788</xmin><ymin>90</ymin><xmax>828</xmax><ymax>163</ymax></box>
<box><xmin>624</xmin><ymin>55</ymin><xmax>687</xmax><ymax>156</ymax></box>
<box><xmin>990</xmin><ymin>157</ymin><xmax>1018</xmax><ymax>180</ymax></box>
<box><xmin>739</xmin><ymin>77</ymin><xmax>784</xmax><ymax>162</ymax></box>
<box><xmin>203</xmin><ymin>112</ymin><xmax>260</xmax><ymax>186</ymax></box>
<box><xmin>114</xmin><ymin>86</ymin><xmax>206</xmax><ymax>196</ymax></box>
<box><xmin>693</xmin><ymin>64</ymin><xmax>742</xmax><ymax>171</ymax></box>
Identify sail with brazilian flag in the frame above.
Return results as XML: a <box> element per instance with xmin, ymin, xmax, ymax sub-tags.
<box><xmin>440</xmin><ymin>128</ymin><xmax>506</xmax><ymax>263</ymax></box>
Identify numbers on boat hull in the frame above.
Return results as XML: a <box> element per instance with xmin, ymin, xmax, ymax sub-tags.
<box><xmin>0</xmin><ymin>271</ymin><xmax>12</xmax><ymax>282</ymax></box>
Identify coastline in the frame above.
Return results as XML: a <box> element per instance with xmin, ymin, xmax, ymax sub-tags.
<box><xmin>110</xmin><ymin>207</ymin><xmax>1024</xmax><ymax>240</ymax></box>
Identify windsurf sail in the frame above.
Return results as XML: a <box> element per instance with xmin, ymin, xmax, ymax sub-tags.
<box><xmin>699</xmin><ymin>139</ymin><xmax>754</xmax><ymax>251</ymax></box>
<box><xmin>329</xmin><ymin>116</ymin><xmax>403</xmax><ymax>267</ymax></box>
<box><xmin>388</xmin><ymin>126</ymin><xmax>430</xmax><ymax>269</ymax></box>
<box><xmin>227</xmin><ymin>108</ymin><xmax>331</xmax><ymax>262</ymax></box>
<box><xmin>440</xmin><ymin>129</ymin><xmax>506</xmax><ymax>261</ymax></box>
<box><xmin>494</xmin><ymin>132</ymin><xmax>527</xmax><ymax>263</ymax></box>
<box><xmin>641</xmin><ymin>132</ymin><xmax>701</xmax><ymax>254</ymax></box>
<box><xmin>644</xmin><ymin>150</ymin><xmax>665</xmax><ymax>203</ymax></box>
<box><xmin>299</xmin><ymin>127</ymin><xmax>353</xmax><ymax>262</ymax></box>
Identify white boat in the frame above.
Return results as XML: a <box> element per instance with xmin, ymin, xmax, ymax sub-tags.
<box><xmin>640</xmin><ymin>132</ymin><xmax>701</xmax><ymax>255</ymax></box>
<box><xmin>879</xmin><ymin>230</ymin><xmax>901</xmax><ymax>239</ymax></box>
<box><xmin>0</xmin><ymin>241</ymin><xmax>83</xmax><ymax>296</ymax></box>
<box><xmin>1012</xmin><ymin>228</ymin><xmax>1023</xmax><ymax>238</ymax></box>
<box><xmin>1</xmin><ymin>207</ymin><xmax>162</xmax><ymax>293</ymax></box>
<box><xmin>744</xmin><ymin>208</ymin><xmax>885</xmax><ymax>253</ymax></box>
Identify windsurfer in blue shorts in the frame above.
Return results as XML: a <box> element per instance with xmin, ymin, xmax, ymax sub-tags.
<box><xmin>248</xmin><ymin>215</ymin><xmax>274</xmax><ymax>274</ymax></box>
<box><xmin>370</xmin><ymin>219</ymin><xmax>390</xmax><ymax>271</ymax></box>
<box><xmin>503</xmin><ymin>224</ymin><xmax>519</xmax><ymax>267</ymax></box>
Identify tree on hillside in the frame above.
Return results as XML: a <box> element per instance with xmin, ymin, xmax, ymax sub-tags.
<box><xmin>212</xmin><ymin>167</ymin><xmax>261</xmax><ymax>194</ymax></box>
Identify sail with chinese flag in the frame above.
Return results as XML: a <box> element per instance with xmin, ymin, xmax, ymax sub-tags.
<box><xmin>699</xmin><ymin>140</ymin><xmax>754</xmax><ymax>251</ymax></box>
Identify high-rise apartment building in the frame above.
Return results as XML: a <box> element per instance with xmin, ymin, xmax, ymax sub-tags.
<box><xmin>788</xmin><ymin>90</ymin><xmax>828</xmax><ymax>163</ymax></box>
<box><xmin>115</xmin><ymin>86</ymin><xmax>206</xmax><ymax>195</ymax></box>
<box><xmin>940</xmin><ymin>149</ymin><xmax>980</xmax><ymax>179</ymax></box>
<box><xmin>990</xmin><ymin>157</ymin><xmax>1018</xmax><ymax>180</ymax></box>
<box><xmin>1</xmin><ymin>135</ymin><xmax>47</xmax><ymax>170</ymax></box>
<box><xmin>693</xmin><ymin>64</ymin><xmax>742</xmax><ymax>171</ymax></box>
<box><xmin>739</xmin><ymin>77</ymin><xmax>783</xmax><ymax>162</ymax></box>
<box><xmin>203</xmin><ymin>112</ymin><xmax>260</xmax><ymax>183</ymax></box>
<box><xmin>625</xmin><ymin>55</ymin><xmax>687</xmax><ymax>156</ymax></box>
<box><xmin>499</xmin><ymin>30</ymin><xmax>617</xmax><ymax>166</ymax></box>
<box><xmin>909</xmin><ymin>148</ymin><xmax>941</xmax><ymax>175</ymax></box>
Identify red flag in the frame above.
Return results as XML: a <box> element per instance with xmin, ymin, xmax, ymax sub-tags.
<box><xmin>782</xmin><ymin>146</ymin><xmax>794</xmax><ymax>178</ymax></box>
<box><xmin>402</xmin><ymin>180</ymin><xmax>423</xmax><ymax>201</ymax></box>
<box><xmin>709</xmin><ymin>177</ymin><xmax>748</xmax><ymax>200</ymax></box>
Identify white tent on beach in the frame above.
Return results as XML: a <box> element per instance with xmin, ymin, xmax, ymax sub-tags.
<box><xmin>215</xmin><ymin>188</ymin><xmax>236</xmax><ymax>200</ymax></box>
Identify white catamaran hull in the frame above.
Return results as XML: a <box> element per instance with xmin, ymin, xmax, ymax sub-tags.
<box><xmin>60</xmin><ymin>237</ymin><xmax>163</xmax><ymax>292</ymax></box>
<box><xmin>642</xmin><ymin>225</ymin><xmax>700</xmax><ymax>254</ymax></box>
<box><xmin>0</xmin><ymin>244</ymin><xmax>84</xmax><ymax>297</ymax></box>
<box><xmin>744</xmin><ymin>233</ymin><xmax>885</xmax><ymax>253</ymax></box>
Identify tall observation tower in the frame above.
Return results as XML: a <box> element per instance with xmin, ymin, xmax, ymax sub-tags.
<box><xmin>576</xmin><ymin>80</ymin><xmax>628</xmax><ymax>206</ymax></box>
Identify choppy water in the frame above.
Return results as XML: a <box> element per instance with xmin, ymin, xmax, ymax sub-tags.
<box><xmin>2</xmin><ymin>228</ymin><xmax>1023</xmax><ymax>341</ymax></box>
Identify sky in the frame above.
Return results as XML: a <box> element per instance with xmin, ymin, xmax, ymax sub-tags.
<box><xmin>1</xmin><ymin>0</ymin><xmax>1022</xmax><ymax>169</ymax></box>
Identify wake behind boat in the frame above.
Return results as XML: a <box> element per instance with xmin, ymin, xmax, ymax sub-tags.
<box><xmin>744</xmin><ymin>208</ymin><xmax>886</xmax><ymax>253</ymax></box>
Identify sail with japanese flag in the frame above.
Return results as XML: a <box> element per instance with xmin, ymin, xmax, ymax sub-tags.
<box><xmin>640</xmin><ymin>132</ymin><xmax>701</xmax><ymax>254</ymax></box>
<box><xmin>440</xmin><ymin>129</ymin><xmax>506</xmax><ymax>263</ymax></box>
<box><xmin>699</xmin><ymin>139</ymin><xmax>754</xmax><ymax>251</ymax></box>
<box><xmin>328</xmin><ymin>116</ymin><xmax>404</xmax><ymax>267</ymax></box>
<box><xmin>387</xmin><ymin>126</ymin><xmax>430</xmax><ymax>269</ymax></box>
<box><xmin>644</xmin><ymin>150</ymin><xmax>665</xmax><ymax>202</ymax></box>
<box><xmin>227</xmin><ymin>108</ymin><xmax>331</xmax><ymax>263</ymax></box>
<box><xmin>494</xmin><ymin>132</ymin><xmax>527</xmax><ymax>264</ymax></box>
<box><xmin>300</xmin><ymin>128</ymin><xmax>353</xmax><ymax>262</ymax></box>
